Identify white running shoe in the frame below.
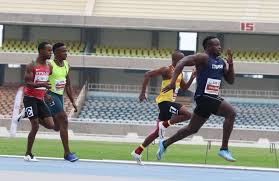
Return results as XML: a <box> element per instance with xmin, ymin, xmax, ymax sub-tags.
<box><xmin>24</xmin><ymin>154</ymin><xmax>39</xmax><ymax>162</ymax></box>
<box><xmin>131</xmin><ymin>151</ymin><xmax>144</xmax><ymax>165</ymax></box>
<box><xmin>158</xmin><ymin>122</ymin><xmax>167</xmax><ymax>139</ymax></box>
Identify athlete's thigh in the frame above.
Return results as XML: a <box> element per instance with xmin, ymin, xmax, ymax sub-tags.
<box><xmin>158</xmin><ymin>101</ymin><xmax>182</xmax><ymax>121</ymax></box>
<box><xmin>187</xmin><ymin>113</ymin><xmax>207</xmax><ymax>131</ymax></box>
<box><xmin>37</xmin><ymin>100</ymin><xmax>52</xmax><ymax>119</ymax></box>
<box><xmin>215</xmin><ymin>99</ymin><xmax>235</xmax><ymax>117</ymax></box>
<box><xmin>46</xmin><ymin>92</ymin><xmax>64</xmax><ymax>116</ymax></box>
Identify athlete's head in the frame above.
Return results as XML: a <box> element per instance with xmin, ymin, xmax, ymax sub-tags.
<box><xmin>38</xmin><ymin>42</ymin><xmax>52</xmax><ymax>60</ymax></box>
<box><xmin>53</xmin><ymin>42</ymin><xmax>67</xmax><ymax>60</ymax></box>
<box><xmin>202</xmin><ymin>36</ymin><xmax>221</xmax><ymax>56</ymax></box>
<box><xmin>172</xmin><ymin>50</ymin><xmax>184</xmax><ymax>66</ymax></box>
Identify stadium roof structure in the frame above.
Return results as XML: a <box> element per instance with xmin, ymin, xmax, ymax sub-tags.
<box><xmin>0</xmin><ymin>0</ymin><xmax>279</xmax><ymax>34</ymax></box>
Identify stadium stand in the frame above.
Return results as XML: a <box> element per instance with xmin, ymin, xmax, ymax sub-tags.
<box><xmin>93</xmin><ymin>0</ymin><xmax>279</xmax><ymax>22</ymax></box>
<box><xmin>0</xmin><ymin>84</ymin><xmax>81</xmax><ymax>118</ymax></box>
<box><xmin>1</xmin><ymin>40</ymin><xmax>279</xmax><ymax>63</ymax></box>
<box><xmin>0</xmin><ymin>40</ymin><xmax>279</xmax><ymax>63</ymax></box>
<box><xmin>0</xmin><ymin>40</ymin><xmax>86</xmax><ymax>55</ymax></box>
<box><xmin>94</xmin><ymin>46</ymin><xmax>172</xmax><ymax>59</ymax></box>
<box><xmin>0</xmin><ymin>84</ymin><xmax>21</xmax><ymax>118</ymax></box>
<box><xmin>78</xmin><ymin>92</ymin><xmax>279</xmax><ymax>130</ymax></box>
<box><xmin>220</xmin><ymin>51</ymin><xmax>279</xmax><ymax>63</ymax></box>
<box><xmin>0</xmin><ymin>0</ymin><xmax>88</xmax><ymax>15</ymax></box>
<box><xmin>94</xmin><ymin>47</ymin><xmax>279</xmax><ymax>63</ymax></box>
<box><xmin>78</xmin><ymin>93</ymin><xmax>158</xmax><ymax>124</ymax></box>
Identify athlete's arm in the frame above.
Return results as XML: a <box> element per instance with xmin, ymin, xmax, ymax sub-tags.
<box><xmin>180</xmin><ymin>69</ymin><xmax>197</xmax><ymax>91</ymax></box>
<box><xmin>223</xmin><ymin>49</ymin><xmax>235</xmax><ymax>84</ymax></box>
<box><xmin>162</xmin><ymin>53</ymin><xmax>207</xmax><ymax>93</ymax></box>
<box><xmin>139</xmin><ymin>67</ymin><xmax>168</xmax><ymax>102</ymax></box>
<box><xmin>65</xmin><ymin>66</ymin><xmax>77</xmax><ymax>112</ymax></box>
<box><xmin>24</xmin><ymin>63</ymin><xmax>50</xmax><ymax>89</ymax></box>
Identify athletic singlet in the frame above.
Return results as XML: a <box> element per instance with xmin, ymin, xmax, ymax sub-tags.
<box><xmin>24</xmin><ymin>61</ymin><xmax>51</xmax><ymax>100</ymax></box>
<box><xmin>195</xmin><ymin>55</ymin><xmax>225</xmax><ymax>99</ymax></box>
<box><xmin>48</xmin><ymin>59</ymin><xmax>69</xmax><ymax>95</ymax></box>
<box><xmin>156</xmin><ymin>65</ymin><xmax>183</xmax><ymax>104</ymax></box>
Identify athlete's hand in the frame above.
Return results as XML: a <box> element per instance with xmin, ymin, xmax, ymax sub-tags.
<box><xmin>162</xmin><ymin>82</ymin><xmax>175</xmax><ymax>93</ymax></box>
<box><xmin>72</xmin><ymin>102</ymin><xmax>78</xmax><ymax>112</ymax></box>
<box><xmin>41</xmin><ymin>82</ymin><xmax>51</xmax><ymax>89</ymax></box>
<box><xmin>139</xmin><ymin>93</ymin><xmax>147</xmax><ymax>102</ymax></box>
<box><xmin>45</xmin><ymin>94</ymin><xmax>53</xmax><ymax>103</ymax></box>
<box><xmin>226</xmin><ymin>49</ymin><xmax>233</xmax><ymax>65</ymax></box>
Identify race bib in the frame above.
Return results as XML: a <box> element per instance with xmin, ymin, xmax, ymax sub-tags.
<box><xmin>55</xmin><ymin>79</ymin><xmax>66</xmax><ymax>91</ymax></box>
<box><xmin>34</xmin><ymin>74</ymin><xmax>48</xmax><ymax>83</ymax></box>
<box><xmin>34</xmin><ymin>73</ymin><xmax>49</xmax><ymax>90</ymax></box>
<box><xmin>204</xmin><ymin>78</ymin><xmax>221</xmax><ymax>95</ymax></box>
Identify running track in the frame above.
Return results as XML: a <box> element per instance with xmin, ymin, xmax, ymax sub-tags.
<box><xmin>0</xmin><ymin>156</ymin><xmax>279</xmax><ymax>181</ymax></box>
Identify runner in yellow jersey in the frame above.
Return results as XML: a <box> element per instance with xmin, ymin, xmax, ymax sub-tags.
<box><xmin>46</xmin><ymin>42</ymin><xmax>78</xmax><ymax>162</ymax></box>
<box><xmin>131</xmin><ymin>51</ymin><xmax>196</xmax><ymax>165</ymax></box>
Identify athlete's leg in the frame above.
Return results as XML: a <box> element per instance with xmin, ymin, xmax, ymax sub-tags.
<box><xmin>169</xmin><ymin>106</ymin><xmax>192</xmax><ymax>125</ymax></box>
<box><xmin>215</xmin><ymin>100</ymin><xmax>236</xmax><ymax>150</ymax></box>
<box><xmin>46</xmin><ymin>92</ymin><xmax>77</xmax><ymax>161</ymax></box>
<box><xmin>26</xmin><ymin>118</ymin><xmax>39</xmax><ymax>156</ymax></box>
<box><xmin>23</xmin><ymin>96</ymin><xmax>40</xmax><ymax>157</ymax></box>
<box><xmin>143</xmin><ymin>120</ymin><xmax>160</xmax><ymax>147</ymax></box>
<box><xmin>133</xmin><ymin>120</ymin><xmax>159</xmax><ymax>154</ymax></box>
<box><xmin>54</xmin><ymin>111</ymin><xmax>71</xmax><ymax>156</ymax></box>
<box><xmin>37</xmin><ymin>100</ymin><xmax>55</xmax><ymax>129</ymax></box>
<box><xmin>163</xmin><ymin>113</ymin><xmax>207</xmax><ymax>148</ymax></box>
<box><xmin>132</xmin><ymin>119</ymin><xmax>160</xmax><ymax>165</ymax></box>
<box><xmin>156</xmin><ymin>113</ymin><xmax>207</xmax><ymax>160</ymax></box>
<box><xmin>159</xmin><ymin>103</ymin><xmax>192</xmax><ymax>139</ymax></box>
<box><xmin>39</xmin><ymin>117</ymin><xmax>55</xmax><ymax>129</ymax></box>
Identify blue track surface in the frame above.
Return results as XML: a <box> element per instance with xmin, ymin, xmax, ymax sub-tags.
<box><xmin>0</xmin><ymin>157</ymin><xmax>279</xmax><ymax>181</ymax></box>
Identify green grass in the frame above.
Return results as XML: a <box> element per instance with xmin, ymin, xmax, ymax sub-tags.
<box><xmin>0</xmin><ymin>137</ymin><xmax>278</xmax><ymax>168</ymax></box>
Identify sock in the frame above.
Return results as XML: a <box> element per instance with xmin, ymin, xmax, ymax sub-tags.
<box><xmin>135</xmin><ymin>144</ymin><xmax>145</xmax><ymax>155</ymax></box>
<box><xmin>220</xmin><ymin>148</ymin><xmax>228</xmax><ymax>151</ymax></box>
<box><xmin>162</xmin><ymin>120</ymin><xmax>171</xmax><ymax>128</ymax></box>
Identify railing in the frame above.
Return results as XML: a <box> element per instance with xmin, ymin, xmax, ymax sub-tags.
<box><xmin>220</xmin><ymin>89</ymin><xmax>279</xmax><ymax>98</ymax></box>
<box><xmin>88</xmin><ymin>83</ymin><xmax>279</xmax><ymax>99</ymax></box>
<box><xmin>88</xmin><ymin>83</ymin><xmax>160</xmax><ymax>94</ymax></box>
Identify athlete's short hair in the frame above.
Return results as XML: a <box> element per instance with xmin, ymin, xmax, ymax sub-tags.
<box><xmin>37</xmin><ymin>42</ymin><xmax>50</xmax><ymax>52</ymax></box>
<box><xmin>202</xmin><ymin>36</ymin><xmax>217</xmax><ymax>50</ymax></box>
<box><xmin>52</xmin><ymin>42</ymin><xmax>65</xmax><ymax>53</ymax></box>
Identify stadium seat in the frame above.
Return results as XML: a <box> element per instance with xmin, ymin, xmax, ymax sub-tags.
<box><xmin>77</xmin><ymin>93</ymin><xmax>279</xmax><ymax>131</ymax></box>
<box><xmin>0</xmin><ymin>40</ymin><xmax>85</xmax><ymax>54</ymax></box>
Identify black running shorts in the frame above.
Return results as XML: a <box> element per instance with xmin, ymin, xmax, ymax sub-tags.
<box><xmin>23</xmin><ymin>96</ymin><xmax>52</xmax><ymax>119</ymax></box>
<box><xmin>194</xmin><ymin>95</ymin><xmax>223</xmax><ymax>119</ymax></box>
<box><xmin>158</xmin><ymin>101</ymin><xmax>183</xmax><ymax>121</ymax></box>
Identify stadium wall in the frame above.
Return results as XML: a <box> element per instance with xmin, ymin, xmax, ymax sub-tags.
<box><xmin>4</xmin><ymin>25</ymin><xmax>24</xmax><ymax>40</ymax></box>
<box><xmin>158</xmin><ymin>31</ymin><xmax>177</xmax><ymax>49</ymax></box>
<box><xmin>29</xmin><ymin>26</ymin><xmax>81</xmax><ymax>41</ymax></box>
<box><xmin>100</xmin><ymin>29</ymin><xmax>152</xmax><ymax>48</ymax></box>
<box><xmin>223</xmin><ymin>34</ymin><xmax>279</xmax><ymax>51</ymax></box>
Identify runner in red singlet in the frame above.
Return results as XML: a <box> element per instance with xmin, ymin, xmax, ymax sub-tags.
<box><xmin>23</xmin><ymin>42</ymin><xmax>55</xmax><ymax>162</ymax></box>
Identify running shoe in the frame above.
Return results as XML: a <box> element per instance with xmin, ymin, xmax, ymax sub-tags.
<box><xmin>24</xmin><ymin>153</ymin><xmax>39</xmax><ymax>162</ymax></box>
<box><xmin>64</xmin><ymin>152</ymin><xmax>79</xmax><ymax>162</ymax></box>
<box><xmin>218</xmin><ymin>149</ymin><xmax>236</xmax><ymax>162</ymax></box>
<box><xmin>131</xmin><ymin>151</ymin><xmax>144</xmax><ymax>165</ymax></box>
<box><xmin>156</xmin><ymin>140</ymin><xmax>166</xmax><ymax>160</ymax></box>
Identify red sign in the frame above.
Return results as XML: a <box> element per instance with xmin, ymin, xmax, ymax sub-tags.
<box><xmin>240</xmin><ymin>22</ymin><xmax>255</xmax><ymax>32</ymax></box>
